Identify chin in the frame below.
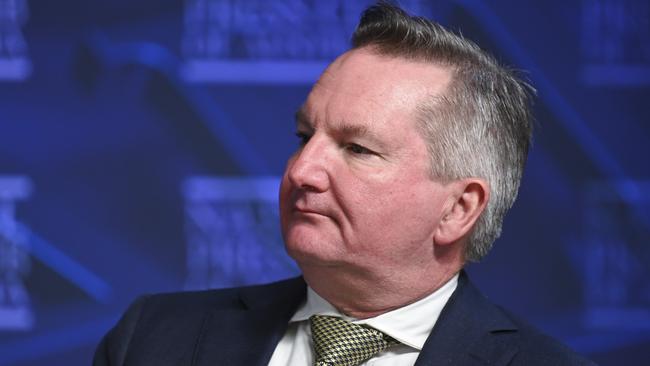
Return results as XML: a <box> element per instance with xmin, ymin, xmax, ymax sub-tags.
<box><xmin>283</xmin><ymin>229</ymin><xmax>345</xmax><ymax>267</ymax></box>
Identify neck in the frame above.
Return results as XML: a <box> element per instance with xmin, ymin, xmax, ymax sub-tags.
<box><xmin>300</xmin><ymin>252</ymin><xmax>463</xmax><ymax>319</ymax></box>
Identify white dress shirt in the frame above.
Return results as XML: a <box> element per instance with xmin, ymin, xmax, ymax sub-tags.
<box><xmin>268</xmin><ymin>274</ymin><xmax>459</xmax><ymax>366</ymax></box>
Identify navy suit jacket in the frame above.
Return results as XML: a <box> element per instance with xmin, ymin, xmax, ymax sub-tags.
<box><xmin>94</xmin><ymin>271</ymin><xmax>595</xmax><ymax>365</ymax></box>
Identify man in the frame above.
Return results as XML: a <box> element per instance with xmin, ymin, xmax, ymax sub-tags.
<box><xmin>94</xmin><ymin>3</ymin><xmax>595</xmax><ymax>366</ymax></box>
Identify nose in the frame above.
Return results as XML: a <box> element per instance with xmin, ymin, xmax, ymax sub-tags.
<box><xmin>286</xmin><ymin>137</ymin><xmax>330</xmax><ymax>193</ymax></box>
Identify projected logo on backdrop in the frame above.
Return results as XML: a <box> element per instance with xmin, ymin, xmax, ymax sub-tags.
<box><xmin>180</xmin><ymin>0</ymin><xmax>432</xmax><ymax>83</ymax></box>
<box><xmin>0</xmin><ymin>176</ymin><xmax>33</xmax><ymax>330</ymax></box>
<box><xmin>581</xmin><ymin>0</ymin><xmax>650</xmax><ymax>86</ymax></box>
<box><xmin>182</xmin><ymin>176</ymin><xmax>298</xmax><ymax>290</ymax></box>
<box><xmin>576</xmin><ymin>180</ymin><xmax>650</xmax><ymax>329</ymax></box>
<box><xmin>0</xmin><ymin>0</ymin><xmax>31</xmax><ymax>80</ymax></box>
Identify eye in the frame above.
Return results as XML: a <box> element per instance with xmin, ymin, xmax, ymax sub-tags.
<box><xmin>295</xmin><ymin>131</ymin><xmax>311</xmax><ymax>146</ymax></box>
<box><xmin>346</xmin><ymin>143</ymin><xmax>373</xmax><ymax>155</ymax></box>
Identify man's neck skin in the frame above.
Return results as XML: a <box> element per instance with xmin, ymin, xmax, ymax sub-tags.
<box><xmin>299</xmin><ymin>244</ymin><xmax>464</xmax><ymax>319</ymax></box>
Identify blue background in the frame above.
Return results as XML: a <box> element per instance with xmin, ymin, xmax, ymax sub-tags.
<box><xmin>1</xmin><ymin>0</ymin><xmax>649</xmax><ymax>365</ymax></box>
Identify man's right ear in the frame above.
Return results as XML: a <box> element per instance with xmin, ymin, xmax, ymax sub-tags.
<box><xmin>434</xmin><ymin>178</ymin><xmax>489</xmax><ymax>246</ymax></box>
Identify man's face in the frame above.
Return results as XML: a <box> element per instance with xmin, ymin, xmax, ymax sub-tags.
<box><xmin>280</xmin><ymin>48</ymin><xmax>455</xmax><ymax>276</ymax></box>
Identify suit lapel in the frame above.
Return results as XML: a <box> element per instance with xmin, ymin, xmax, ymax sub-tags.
<box><xmin>414</xmin><ymin>271</ymin><xmax>519</xmax><ymax>366</ymax></box>
<box><xmin>192</xmin><ymin>277</ymin><xmax>306</xmax><ymax>366</ymax></box>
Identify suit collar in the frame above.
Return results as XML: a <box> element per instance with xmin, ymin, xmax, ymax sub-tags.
<box><xmin>237</xmin><ymin>276</ymin><xmax>307</xmax><ymax>310</ymax></box>
<box><xmin>415</xmin><ymin>270</ymin><xmax>520</xmax><ymax>366</ymax></box>
<box><xmin>190</xmin><ymin>273</ymin><xmax>520</xmax><ymax>366</ymax></box>
<box><xmin>192</xmin><ymin>277</ymin><xmax>306</xmax><ymax>366</ymax></box>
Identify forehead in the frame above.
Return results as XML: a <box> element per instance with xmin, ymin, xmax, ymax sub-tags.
<box><xmin>300</xmin><ymin>48</ymin><xmax>452</xmax><ymax>131</ymax></box>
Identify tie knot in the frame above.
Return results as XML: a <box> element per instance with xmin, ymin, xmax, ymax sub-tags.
<box><xmin>310</xmin><ymin>315</ymin><xmax>398</xmax><ymax>366</ymax></box>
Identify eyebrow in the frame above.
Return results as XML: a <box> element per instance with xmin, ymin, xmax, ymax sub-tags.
<box><xmin>294</xmin><ymin>107</ymin><xmax>383</xmax><ymax>148</ymax></box>
<box><xmin>296</xmin><ymin>108</ymin><xmax>368</xmax><ymax>133</ymax></box>
<box><xmin>338</xmin><ymin>123</ymin><xmax>369</xmax><ymax>138</ymax></box>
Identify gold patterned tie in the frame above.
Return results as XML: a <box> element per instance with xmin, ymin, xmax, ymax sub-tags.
<box><xmin>310</xmin><ymin>315</ymin><xmax>398</xmax><ymax>366</ymax></box>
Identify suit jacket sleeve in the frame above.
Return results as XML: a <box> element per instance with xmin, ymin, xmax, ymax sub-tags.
<box><xmin>94</xmin><ymin>296</ymin><xmax>149</xmax><ymax>366</ymax></box>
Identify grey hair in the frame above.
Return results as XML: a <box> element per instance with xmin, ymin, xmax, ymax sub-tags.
<box><xmin>351</xmin><ymin>2</ymin><xmax>535</xmax><ymax>261</ymax></box>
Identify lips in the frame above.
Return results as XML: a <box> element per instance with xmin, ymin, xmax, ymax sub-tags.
<box><xmin>285</xmin><ymin>189</ymin><xmax>336</xmax><ymax>221</ymax></box>
<box><xmin>291</xmin><ymin>199</ymin><xmax>334</xmax><ymax>219</ymax></box>
<box><xmin>293</xmin><ymin>205</ymin><xmax>328</xmax><ymax>217</ymax></box>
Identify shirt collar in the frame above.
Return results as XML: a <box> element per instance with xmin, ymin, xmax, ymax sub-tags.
<box><xmin>290</xmin><ymin>273</ymin><xmax>459</xmax><ymax>350</ymax></box>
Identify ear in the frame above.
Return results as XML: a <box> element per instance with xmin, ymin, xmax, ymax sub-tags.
<box><xmin>434</xmin><ymin>178</ymin><xmax>489</xmax><ymax>246</ymax></box>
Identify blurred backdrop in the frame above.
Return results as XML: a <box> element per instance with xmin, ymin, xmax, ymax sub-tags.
<box><xmin>0</xmin><ymin>0</ymin><xmax>649</xmax><ymax>365</ymax></box>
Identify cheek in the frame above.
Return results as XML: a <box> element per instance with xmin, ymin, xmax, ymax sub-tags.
<box><xmin>279</xmin><ymin>171</ymin><xmax>295</xmax><ymax>223</ymax></box>
<box><xmin>351</xmin><ymin>182</ymin><xmax>441</xmax><ymax>243</ymax></box>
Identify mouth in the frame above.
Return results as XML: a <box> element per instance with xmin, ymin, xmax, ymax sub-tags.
<box><xmin>292</xmin><ymin>203</ymin><xmax>330</xmax><ymax>218</ymax></box>
<box><xmin>294</xmin><ymin>207</ymin><xmax>326</xmax><ymax>216</ymax></box>
<box><xmin>287</xmin><ymin>202</ymin><xmax>339</xmax><ymax>225</ymax></box>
